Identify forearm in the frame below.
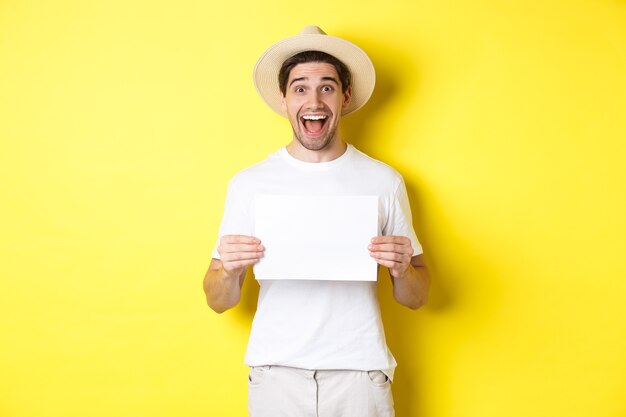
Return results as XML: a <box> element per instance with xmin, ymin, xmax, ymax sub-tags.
<box><xmin>203</xmin><ymin>263</ymin><xmax>245</xmax><ymax>313</ymax></box>
<box><xmin>391</xmin><ymin>263</ymin><xmax>430</xmax><ymax>310</ymax></box>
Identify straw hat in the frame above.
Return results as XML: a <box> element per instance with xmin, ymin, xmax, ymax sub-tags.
<box><xmin>253</xmin><ymin>25</ymin><xmax>376</xmax><ymax>117</ymax></box>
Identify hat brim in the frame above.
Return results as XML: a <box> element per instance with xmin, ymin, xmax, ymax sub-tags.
<box><xmin>253</xmin><ymin>33</ymin><xmax>376</xmax><ymax>117</ymax></box>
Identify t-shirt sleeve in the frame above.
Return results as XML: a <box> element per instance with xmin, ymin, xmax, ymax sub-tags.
<box><xmin>383</xmin><ymin>177</ymin><xmax>423</xmax><ymax>256</ymax></box>
<box><xmin>211</xmin><ymin>176</ymin><xmax>254</xmax><ymax>259</ymax></box>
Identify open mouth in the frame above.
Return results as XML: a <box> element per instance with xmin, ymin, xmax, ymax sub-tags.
<box><xmin>300</xmin><ymin>114</ymin><xmax>328</xmax><ymax>136</ymax></box>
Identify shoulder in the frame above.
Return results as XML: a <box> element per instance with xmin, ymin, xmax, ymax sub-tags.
<box><xmin>349</xmin><ymin>146</ymin><xmax>404</xmax><ymax>188</ymax></box>
<box><xmin>228</xmin><ymin>148</ymin><xmax>284</xmax><ymax>189</ymax></box>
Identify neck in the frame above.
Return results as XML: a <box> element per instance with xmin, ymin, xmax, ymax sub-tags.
<box><xmin>286</xmin><ymin>137</ymin><xmax>348</xmax><ymax>163</ymax></box>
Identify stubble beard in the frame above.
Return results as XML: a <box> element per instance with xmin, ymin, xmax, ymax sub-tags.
<box><xmin>293</xmin><ymin>127</ymin><xmax>336</xmax><ymax>151</ymax></box>
<box><xmin>292</xmin><ymin>117</ymin><xmax>339</xmax><ymax>151</ymax></box>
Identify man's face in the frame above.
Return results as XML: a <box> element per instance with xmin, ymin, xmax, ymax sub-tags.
<box><xmin>280</xmin><ymin>62</ymin><xmax>352</xmax><ymax>152</ymax></box>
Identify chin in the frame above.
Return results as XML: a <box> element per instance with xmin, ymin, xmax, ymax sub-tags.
<box><xmin>299</xmin><ymin>137</ymin><xmax>331</xmax><ymax>151</ymax></box>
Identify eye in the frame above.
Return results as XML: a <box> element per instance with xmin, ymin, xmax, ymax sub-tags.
<box><xmin>294</xmin><ymin>86</ymin><xmax>305</xmax><ymax>93</ymax></box>
<box><xmin>321</xmin><ymin>85</ymin><xmax>334</xmax><ymax>92</ymax></box>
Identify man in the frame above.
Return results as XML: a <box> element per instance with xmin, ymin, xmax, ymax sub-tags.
<box><xmin>203</xmin><ymin>26</ymin><xmax>429</xmax><ymax>417</ymax></box>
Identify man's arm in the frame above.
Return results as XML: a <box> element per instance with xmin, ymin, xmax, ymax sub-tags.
<box><xmin>203</xmin><ymin>235</ymin><xmax>264</xmax><ymax>313</ymax></box>
<box><xmin>369</xmin><ymin>236</ymin><xmax>430</xmax><ymax>309</ymax></box>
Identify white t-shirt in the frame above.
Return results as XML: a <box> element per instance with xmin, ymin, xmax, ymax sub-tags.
<box><xmin>212</xmin><ymin>144</ymin><xmax>422</xmax><ymax>380</ymax></box>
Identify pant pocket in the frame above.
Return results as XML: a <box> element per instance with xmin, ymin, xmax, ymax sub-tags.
<box><xmin>248</xmin><ymin>365</ymin><xmax>271</xmax><ymax>387</ymax></box>
<box><xmin>367</xmin><ymin>370</ymin><xmax>395</xmax><ymax>417</ymax></box>
<box><xmin>248</xmin><ymin>366</ymin><xmax>274</xmax><ymax>417</ymax></box>
<box><xmin>367</xmin><ymin>370</ymin><xmax>390</xmax><ymax>386</ymax></box>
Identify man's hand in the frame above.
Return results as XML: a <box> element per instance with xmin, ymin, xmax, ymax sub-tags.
<box><xmin>217</xmin><ymin>235</ymin><xmax>265</xmax><ymax>276</ymax></box>
<box><xmin>204</xmin><ymin>234</ymin><xmax>264</xmax><ymax>313</ymax></box>
<box><xmin>369</xmin><ymin>236</ymin><xmax>414</xmax><ymax>279</ymax></box>
<box><xmin>369</xmin><ymin>235</ymin><xmax>429</xmax><ymax>309</ymax></box>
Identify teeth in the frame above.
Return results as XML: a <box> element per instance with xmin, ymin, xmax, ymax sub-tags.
<box><xmin>301</xmin><ymin>115</ymin><xmax>327</xmax><ymax>120</ymax></box>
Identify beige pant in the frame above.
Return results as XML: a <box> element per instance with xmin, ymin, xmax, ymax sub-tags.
<box><xmin>248</xmin><ymin>365</ymin><xmax>395</xmax><ymax>417</ymax></box>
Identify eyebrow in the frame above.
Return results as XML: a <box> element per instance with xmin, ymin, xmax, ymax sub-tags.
<box><xmin>288</xmin><ymin>76</ymin><xmax>340</xmax><ymax>87</ymax></box>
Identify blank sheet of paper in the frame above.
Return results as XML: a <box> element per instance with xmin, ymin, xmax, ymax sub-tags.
<box><xmin>253</xmin><ymin>195</ymin><xmax>379</xmax><ymax>281</ymax></box>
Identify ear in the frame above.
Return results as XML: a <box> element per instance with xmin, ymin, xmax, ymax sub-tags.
<box><xmin>280</xmin><ymin>93</ymin><xmax>287</xmax><ymax>112</ymax></box>
<box><xmin>342</xmin><ymin>86</ymin><xmax>352</xmax><ymax>111</ymax></box>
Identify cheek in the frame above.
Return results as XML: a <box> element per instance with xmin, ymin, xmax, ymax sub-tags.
<box><xmin>333</xmin><ymin>98</ymin><xmax>346</xmax><ymax>113</ymax></box>
<box><xmin>284</xmin><ymin>97</ymin><xmax>303</xmax><ymax>113</ymax></box>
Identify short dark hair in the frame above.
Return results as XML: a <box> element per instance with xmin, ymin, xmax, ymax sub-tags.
<box><xmin>278</xmin><ymin>51</ymin><xmax>352</xmax><ymax>96</ymax></box>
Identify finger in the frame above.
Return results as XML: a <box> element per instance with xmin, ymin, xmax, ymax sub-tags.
<box><xmin>220</xmin><ymin>235</ymin><xmax>261</xmax><ymax>244</ymax></box>
<box><xmin>223</xmin><ymin>258</ymin><xmax>260</xmax><ymax>271</ymax></box>
<box><xmin>370</xmin><ymin>251</ymin><xmax>411</xmax><ymax>263</ymax></box>
<box><xmin>371</xmin><ymin>258</ymin><xmax>402</xmax><ymax>269</ymax></box>
<box><xmin>220</xmin><ymin>251</ymin><xmax>264</xmax><ymax>263</ymax></box>
<box><xmin>219</xmin><ymin>243</ymin><xmax>265</xmax><ymax>253</ymax></box>
<box><xmin>371</xmin><ymin>235</ymin><xmax>411</xmax><ymax>245</ymax></box>
<box><xmin>371</xmin><ymin>254</ymin><xmax>410</xmax><ymax>270</ymax></box>
<box><xmin>368</xmin><ymin>243</ymin><xmax>413</xmax><ymax>255</ymax></box>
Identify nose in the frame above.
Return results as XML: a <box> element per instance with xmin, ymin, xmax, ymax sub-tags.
<box><xmin>306</xmin><ymin>90</ymin><xmax>324</xmax><ymax>109</ymax></box>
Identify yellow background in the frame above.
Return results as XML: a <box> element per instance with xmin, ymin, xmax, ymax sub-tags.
<box><xmin>1</xmin><ymin>0</ymin><xmax>625</xmax><ymax>416</ymax></box>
